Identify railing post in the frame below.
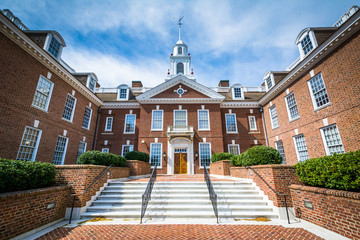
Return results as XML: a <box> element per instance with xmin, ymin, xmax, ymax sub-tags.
<box><xmin>69</xmin><ymin>195</ymin><xmax>76</xmax><ymax>224</ymax></box>
<box><xmin>284</xmin><ymin>195</ymin><xmax>290</xmax><ymax>224</ymax></box>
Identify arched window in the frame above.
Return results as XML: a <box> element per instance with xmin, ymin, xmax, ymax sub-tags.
<box><xmin>177</xmin><ymin>62</ymin><xmax>184</xmax><ymax>74</ymax></box>
<box><xmin>178</xmin><ymin>47</ymin><xmax>182</xmax><ymax>55</ymax></box>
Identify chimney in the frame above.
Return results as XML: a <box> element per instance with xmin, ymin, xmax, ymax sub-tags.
<box><xmin>132</xmin><ymin>81</ymin><xmax>143</xmax><ymax>88</ymax></box>
<box><xmin>218</xmin><ymin>80</ymin><xmax>229</xmax><ymax>88</ymax></box>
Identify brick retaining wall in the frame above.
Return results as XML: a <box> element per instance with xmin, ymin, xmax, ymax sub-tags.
<box><xmin>289</xmin><ymin>185</ymin><xmax>360</xmax><ymax>240</ymax></box>
<box><xmin>0</xmin><ymin>186</ymin><xmax>69</xmax><ymax>240</ymax></box>
<box><xmin>127</xmin><ymin>160</ymin><xmax>151</xmax><ymax>176</ymax></box>
<box><xmin>210</xmin><ymin>160</ymin><xmax>231</xmax><ymax>176</ymax></box>
<box><xmin>230</xmin><ymin>164</ymin><xmax>301</xmax><ymax>207</ymax></box>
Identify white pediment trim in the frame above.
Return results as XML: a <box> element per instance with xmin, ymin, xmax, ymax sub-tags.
<box><xmin>139</xmin><ymin>98</ymin><xmax>223</xmax><ymax>104</ymax></box>
<box><xmin>136</xmin><ymin>75</ymin><xmax>225</xmax><ymax>102</ymax></box>
<box><xmin>220</xmin><ymin>102</ymin><xmax>260</xmax><ymax>108</ymax></box>
<box><xmin>102</xmin><ymin>102</ymin><xmax>140</xmax><ymax>109</ymax></box>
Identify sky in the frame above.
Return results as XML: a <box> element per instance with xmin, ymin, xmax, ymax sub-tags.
<box><xmin>1</xmin><ymin>0</ymin><xmax>358</xmax><ymax>88</ymax></box>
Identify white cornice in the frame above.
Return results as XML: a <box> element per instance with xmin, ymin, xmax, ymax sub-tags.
<box><xmin>0</xmin><ymin>14</ymin><xmax>103</xmax><ymax>107</ymax></box>
<box><xmin>138</xmin><ymin>98</ymin><xmax>224</xmax><ymax>104</ymax></box>
<box><xmin>220</xmin><ymin>102</ymin><xmax>260</xmax><ymax>108</ymax></box>
<box><xmin>136</xmin><ymin>75</ymin><xmax>225</xmax><ymax>101</ymax></box>
<box><xmin>259</xmin><ymin>11</ymin><xmax>360</xmax><ymax>105</ymax></box>
<box><xmin>102</xmin><ymin>102</ymin><xmax>140</xmax><ymax>109</ymax></box>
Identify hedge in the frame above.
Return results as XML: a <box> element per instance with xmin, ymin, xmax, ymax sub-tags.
<box><xmin>211</xmin><ymin>152</ymin><xmax>234</xmax><ymax>163</ymax></box>
<box><xmin>124</xmin><ymin>151</ymin><xmax>149</xmax><ymax>163</ymax></box>
<box><xmin>77</xmin><ymin>151</ymin><xmax>127</xmax><ymax>167</ymax></box>
<box><xmin>0</xmin><ymin>159</ymin><xmax>56</xmax><ymax>193</ymax></box>
<box><xmin>231</xmin><ymin>146</ymin><xmax>282</xmax><ymax>166</ymax></box>
<box><xmin>295</xmin><ymin>151</ymin><xmax>360</xmax><ymax>191</ymax></box>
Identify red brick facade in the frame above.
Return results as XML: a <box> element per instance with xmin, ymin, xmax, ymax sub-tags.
<box><xmin>290</xmin><ymin>185</ymin><xmax>360</xmax><ymax>240</ymax></box>
<box><xmin>210</xmin><ymin>160</ymin><xmax>231</xmax><ymax>176</ymax></box>
<box><xmin>0</xmin><ymin>186</ymin><xmax>70</xmax><ymax>240</ymax></box>
<box><xmin>127</xmin><ymin>160</ymin><xmax>152</xmax><ymax>176</ymax></box>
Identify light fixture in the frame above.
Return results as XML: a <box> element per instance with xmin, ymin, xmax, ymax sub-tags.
<box><xmin>163</xmin><ymin>151</ymin><xmax>167</xmax><ymax>161</ymax></box>
<box><xmin>195</xmin><ymin>151</ymin><xmax>198</xmax><ymax>160</ymax></box>
<box><xmin>141</xmin><ymin>140</ymin><xmax>145</xmax><ymax>144</ymax></box>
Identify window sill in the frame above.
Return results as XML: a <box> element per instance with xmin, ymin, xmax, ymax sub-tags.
<box><xmin>31</xmin><ymin>105</ymin><xmax>49</xmax><ymax>113</ymax></box>
<box><xmin>123</xmin><ymin>132</ymin><xmax>135</xmax><ymax>134</ymax></box>
<box><xmin>151</xmin><ymin>166</ymin><xmax>162</xmax><ymax>169</ymax></box>
<box><xmin>199</xmin><ymin>166</ymin><xmax>210</xmax><ymax>169</ymax></box>
<box><xmin>314</xmin><ymin>102</ymin><xmax>331</xmax><ymax>112</ymax></box>
<box><xmin>82</xmin><ymin>126</ymin><xmax>90</xmax><ymax>131</ymax></box>
<box><xmin>248</xmin><ymin>131</ymin><xmax>261</xmax><ymax>134</ymax></box>
<box><xmin>62</xmin><ymin>118</ymin><xmax>73</xmax><ymax>124</ymax></box>
<box><xmin>104</xmin><ymin>130</ymin><xmax>112</xmax><ymax>132</ymax></box>
<box><xmin>198</xmin><ymin>129</ymin><xmax>211</xmax><ymax>131</ymax></box>
<box><xmin>289</xmin><ymin>116</ymin><xmax>300</xmax><ymax>123</ymax></box>
<box><xmin>226</xmin><ymin>132</ymin><xmax>238</xmax><ymax>134</ymax></box>
<box><xmin>151</xmin><ymin>129</ymin><xmax>163</xmax><ymax>132</ymax></box>
<box><xmin>271</xmin><ymin>126</ymin><xmax>279</xmax><ymax>130</ymax></box>
<box><xmin>101</xmin><ymin>132</ymin><xmax>114</xmax><ymax>135</ymax></box>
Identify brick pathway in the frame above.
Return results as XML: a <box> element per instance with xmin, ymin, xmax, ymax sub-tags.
<box><xmin>123</xmin><ymin>174</ymin><xmax>237</xmax><ymax>182</ymax></box>
<box><xmin>36</xmin><ymin>224</ymin><xmax>323</xmax><ymax>240</ymax></box>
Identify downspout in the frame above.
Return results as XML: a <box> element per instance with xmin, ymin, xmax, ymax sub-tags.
<box><xmin>92</xmin><ymin>107</ymin><xmax>101</xmax><ymax>150</ymax></box>
<box><xmin>260</xmin><ymin>106</ymin><xmax>269</xmax><ymax>146</ymax></box>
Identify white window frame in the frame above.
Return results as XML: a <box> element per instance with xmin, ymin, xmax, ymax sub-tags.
<box><xmin>82</xmin><ymin>106</ymin><xmax>92</xmax><ymax>130</ymax></box>
<box><xmin>199</xmin><ymin>142</ymin><xmax>211</xmax><ymax>169</ymax></box>
<box><xmin>307</xmin><ymin>73</ymin><xmax>331</xmax><ymax>111</ymax></box>
<box><xmin>105</xmin><ymin>117</ymin><xmax>113</xmax><ymax>131</ymax></box>
<box><xmin>284</xmin><ymin>92</ymin><xmax>300</xmax><ymax>121</ymax></box>
<box><xmin>124</xmin><ymin>114</ymin><xmax>136</xmax><ymax>134</ymax></box>
<box><xmin>275</xmin><ymin>140</ymin><xmax>286</xmax><ymax>164</ymax></box>
<box><xmin>32</xmin><ymin>75</ymin><xmax>54</xmax><ymax>112</ymax></box>
<box><xmin>151</xmin><ymin>110</ymin><xmax>164</xmax><ymax>131</ymax></box>
<box><xmin>248</xmin><ymin>116</ymin><xmax>257</xmax><ymax>131</ymax></box>
<box><xmin>150</xmin><ymin>143</ymin><xmax>162</xmax><ymax>169</ymax></box>
<box><xmin>293</xmin><ymin>134</ymin><xmax>309</xmax><ymax>162</ymax></box>
<box><xmin>45</xmin><ymin>34</ymin><xmax>63</xmax><ymax>60</ymax></box>
<box><xmin>173</xmin><ymin>110</ymin><xmax>188</xmax><ymax>128</ymax></box>
<box><xmin>320</xmin><ymin>124</ymin><xmax>345</xmax><ymax>155</ymax></box>
<box><xmin>16</xmin><ymin>126</ymin><xmax>42</xmax><ymax>161</ymax></box>
<box><xmin>225</xmin><ymin>113</ymin><xmax>238</xmax><ymax>133</ymax></box>
<box><xmin>269</xmin><ymin>105</ymin><xmax>279</xmax><ymax>129</ymax></box>
<box><xmin>102</xmin><ymin>148</ymin><xmax>109</xmax><ymax>153</ymax></box>
<box><xmin>122</xmin><ymin>145</ymin><xmax>134</xmax><ymax>157</ymax></box>
<box><xmin>232</xmin><ymin>87</ymin><xmax>244</xmax><ymax>100</ymax></box>
<box><xmin>197</xmin><ymin>109</ymin><xmax>210</xmax><ymax>131</ymax></box>
<box><xmin>117</xmin><ymin>88</ymin><xmax>129</xmax><ymax>100</ymax></box>
<box><xmin>264</xmin><ymin>73</ymin><xmax>275</xmax><ymax>91</ymax></box>
<box><xmin>297</xmin><ymin>31</ymin><xmax>318</xmax><ymax>59</ymax></box>
<box><xmin>86</xmin><ymin>76</ymin><xmax>96</xmax><ymax>92</ymax></box>
<box><xmin>52</xmin><ymin>135</ymin><xmax>69</xmax><ymax>165</ymax></box>
<box><xmin>228</xmin><ymin>144</ymin><xmax>240</xmax><ymax>156</ymax></box>
<box><xmin>62</xmin><ymin>93</ymin><xmax>77</xmax><ymax>123</ymax></box>
<box><xmin>76</xmin><ymin>141</ymin><xmax>87</xmax><ymax>162</ymax></box>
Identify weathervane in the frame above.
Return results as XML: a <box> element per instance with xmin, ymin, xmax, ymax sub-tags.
<box><xmin>178</xmin><ymin>16</ymin><xmax>184</xmax><ymax>41</ymax></box>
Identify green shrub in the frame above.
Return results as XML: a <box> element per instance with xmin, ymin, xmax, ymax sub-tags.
<box><xmin>77</xmin><ymin>151</ymin><xmax>127</xmax><ymax>167</ymax></box>
<box><xmin>295</xmin><ymin>151</ymin><xmax>360</xmax><ymax>191</ymax></box>
<box><xmin>231</xmin><ymin>146</ymin><xmax>282</xmax><ymax>166</ymax></box>
<box><xmin>211</xmin><ymin>152</ymin><xmax>234</xmax><ymax>163</ymax></box>
<box><xmin>0</xmin><ymin>159</ymin><xmax>56</xmax><ymax>193</ymax></box>
<box><xmin>124</xmin><ymin>151</ymin><xmax>149</xmax><ymax>163</ymax></box>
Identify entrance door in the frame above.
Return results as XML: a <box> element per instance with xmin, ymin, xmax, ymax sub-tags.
<box><xmin>174</xmin><ymin>149</ymin><xmax>187</xmax><ymax>174</ymax></box>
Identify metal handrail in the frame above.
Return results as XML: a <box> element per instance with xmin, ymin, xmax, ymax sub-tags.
<box><xmin>68</xmin><ymin>164</ymin><xmax>113</xmax><ymax>224</ymax></box>
<box><xmin>140</xmin><ymin>165</ymin><xmax>157</xmax><ymax>223</ymax></box>
<box><xmin>245</xmin><ymin>166</ymin><xmax>290</xmax><ymax>224</ymax></box>
<box><xmin>204</xmin><ymin>166</ymin><xmax>219</xmax><ymax>223</ymax></box>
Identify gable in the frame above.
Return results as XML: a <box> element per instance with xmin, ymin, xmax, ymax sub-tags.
<box><xmin>151</xmin><ymin>83</ymin><xmax>210</xmax><ymax>99</ymax></box>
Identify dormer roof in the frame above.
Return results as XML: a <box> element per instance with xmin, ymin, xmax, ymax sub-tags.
<box><xmin>24</xmin><ymin>30</ymin><xmax>66</xmax><ymax>48</ymax></box>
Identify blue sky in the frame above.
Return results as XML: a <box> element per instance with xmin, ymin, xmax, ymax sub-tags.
<box><xmin>1</xmin><ymin>0</ymin><xmax>358</xmax><ymax>88</ymax></box>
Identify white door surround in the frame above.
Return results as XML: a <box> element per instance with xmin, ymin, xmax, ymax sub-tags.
<box><xmin>167</xmin><ymin>137</ymin><xmax>194</xmax><ymax>175</ymax></box>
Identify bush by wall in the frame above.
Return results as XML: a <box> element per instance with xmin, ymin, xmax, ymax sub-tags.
<box><xmin>211</xmin><ymin>152</ymin><xmax>234</xmax><ymax>163</ymax></box>
<box><xmin>0</xmin><ymin>159</ymin><xmax>56</xmax><ymax>193</ymax></box>
<box><xmin>295</xmin><ymin>151</ymin><xmax>360</xmax><ymax>191</ymax></box>
<box><xmin>124</xmin><ymin>151</ymin><xmax>149</xmax><ymax>163</ymax></box>
<box><xmin>231</xmin><ymin>146</ymin><xmax>282</xmax><ymax>166</ymax></box>
<box><xmin>77</xmin><ymin>151</ymin><xmax>127</xmax><ymax>167</ymax></box>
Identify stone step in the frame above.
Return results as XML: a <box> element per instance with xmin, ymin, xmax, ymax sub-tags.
<box><xmin>100</xmin><ymin>189</ymin><xmax>259</xmax><ymax>195</ymax></box>
<box><xmin>97</xmin><ymin>194</ymin><xmax>264</xmax><ymax>200</ymax></box>
<box><xmin>104</xmin><ymin>185</ymin><xmax>256</xmax><ymax>190</ymax></box>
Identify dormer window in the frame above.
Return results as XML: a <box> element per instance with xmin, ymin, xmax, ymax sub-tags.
<box><xmin>231</xmin><ymin>86</ymin><xmax>244</xmax><ymax>100</ymax></box>
<box><xmin>266</xmin><ymin>76</ymin><xmax>273</xmax><ymax>89</ymax></box>
<box><xmin>119</xmin><ymin>89</ymin><xmax>128</xmax><ymax>99</ymax></box>
<box><xmin>178</xmin><ymin>47</ymin><xmax>182</xmax><ymax>55</ymax></box>
<box><xmin>48</xmin><ymin>37</ymin><xmax>61</xmax><ymax>58</ymax></box>
<box><xmin>296</xmin><ymin>29</ymin><xmax>317</xmax><ymax>59</ymax></box>
<box><xmin>117</xmin><ymin>85</ymin><xmax>129</xmax><ymax>100</ymax></box>
<box><xmin>300</xmin><ymin>34</ymin><xmax>313</xmax><ymax>56</ymax></box>
<box><xmin>87</xmin><ymin>76</ymin><xmax>96</xmax><ymax>92</ymax></box>
<box><xmin>264</xmin><ymin>73</ymin><xmax>275</xmax><ymax>91</ymax></box>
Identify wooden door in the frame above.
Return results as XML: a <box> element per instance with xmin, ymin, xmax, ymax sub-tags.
<box><xmin>174</xmin><ymin>153</ymin><xmax>187</xmax><ymax>174</ymax></box>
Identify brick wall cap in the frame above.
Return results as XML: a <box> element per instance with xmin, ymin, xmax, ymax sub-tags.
<box><xmin>110</xmin><ymin>166</ymin><xmax>130</xmax><ymax>170</ymax></box>
<box><xmin>0</xmin><ymin>185</ymin><xmax>69</xmax><ymax>200</ymax></box>
<box><xmin>211</xmin><ymin>160</ymin><xmax>231</xmax><ymax>164</ymax></box>
<box><xmin>127</xmin><ymin>160</ymin><xmax>151</xmax><ymax>165</ymax></box>
<box><xmin>231</xmin><ymin>164</ymin><xmax>296</xmax><ymax>170</ymax></box>
<box><xmin>289</xmin><ymin>184</ymin><xmax>360</xmax><ymax>200</ymax></box>
<box><xmin>55</xmin><ymin>164</ymin><xmax>108</xmax><ymax>169</ymax></box>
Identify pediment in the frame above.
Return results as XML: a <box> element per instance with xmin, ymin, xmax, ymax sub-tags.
<box><xmin>151</xmin><ymin>83</ymin><xmax>209</xmax><ymax>99</ymax></box>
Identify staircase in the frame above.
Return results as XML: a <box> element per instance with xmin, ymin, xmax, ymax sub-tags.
<box><xmin>81</xmin><ymin>179</ymin><xmax>279</xmax><ymax>222</ymax></box>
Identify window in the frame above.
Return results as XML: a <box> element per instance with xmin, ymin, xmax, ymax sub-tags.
<box><xmin>52</xmin><ymin>136</ymin><xmax>68</xmax><ymax>165</ymax></box>
<box><xmin>82</xmin><ymin>107</ymin><xmax>92</xmax><ymax>129</ymax></box>
<box><xmin>16</xmin><ymin>126</ymin><xmax>42</xmax><ymax>161</ymax></box>
<box><xmin>88</xmin><ymin>77</ymin><xmax>96</xmax><ymax>92</ymax></box>
<box><xmin>62</xmin><ymin>94</ymin><xmax>77</xmax><ymax>122</ymax></box>
<box><xmin>151</xmin><ymin>110</ymin><xmax>163</xmax><ymax>131</ymax></box>
<box><xmin>293</xmin><ymin>134</ymin><xmax>309</xmax><ymax>162</ymax></box>
<box><xmin>48</xmin><ymin>37</ymin><xmax>61</xmax><ymax>58</ymax></box>
<box><xmin>174</xmin><ymin>110</ymin><xmax>187</xmax><ymax>128</ymax></box>
<box><xmin>248</xmin><ymin>116</ymin><xmax>257</xmax><ymax>131</ymax></box>
<box><xmin>178</xmin><ymin>47</ymin><xmax>182</xmax><ymax>55</ymax></box>
<box><xmin>177</xmin><ymin>62</ymin><xmax>184</xmax><ymax>74</ymax></box>
<box><xmin>225</xmin><ymin>113</ymin><xmax>237</xmax><ymax>133</ymax></box>
<box><xmin>76</xmin><ymin>141</ymin><xmax>87</xmax><ymax>162</ymax></box>
<box><xmin>285</xmin><ymin>92</ymin><xmax>299</xmax><ymax>120</ymax></box>
<box><xmin>105</xmin><ymin>117</ymin><xmax>113</xmax><ymax>131</ymax></box>
<box><xmin>321</xmin><ymin>124</ymin><xmax>345</xmax><ymax>155</ymax></box>
<box><xmin>102</xmin><ymin>148</ymin><xmax>109</xmax><ymax>153</ymax></box>
<box><xmin>275</xmin><ymin>140</ymin><xmax>286</xmax><ymax>164</ymax></box>
<box><xmin>228</xmin><ymin>144</ymin><xmax>240</xmax><ymax>156</ymax></box>
<box><xmin>266</xmin><ymin>76</ymin><xmax>273</xmax><ymax>90</ymax></box>
<box><xmin>118</xmin><ymin>88</ymin><xmax>128</xmax><ymax>99</ymax></box>
<box><xmin>124</xmin><ymin>114</ymin><xmax>136</xmax><ymax>133</ymax></box>
<box><xmin>122</xmin><ymin>145</ymin><xmax>134</xmax><ymax>157</ymax></box>
<box><xmin>269</xmin><ymin>105</ymin><xmax>279</xmax><ymax>129</ymax></box>
<box><xmin>308</xmin><ymin>73</ymin><xmax>330</xmax><ymax>109</ymax></box>
<box><xmin>300</xmin><ymin>34</ymin><xmax>313</xmax><ymax>56</ymax></box>
<box><xmin>233</xmin><ymin>88</ymin><xmax>242</xmax><ymax>99</ymax></box>
<box><xmin>199</xmin><ymin>143</ymin><xmax>211</xmax><ymax>168</ymax></box>
<box><xmin>150</xmin><ymin>143</ymin><xmax>162</xmax><ymax>167</ymax></box>
<box><xmin>32</xmin><ymin>75</ymin><xmax>54</xmax><ymax>111</ymax></box>
<box><xmin>198</xmin><ymin>110</ymin><xmax>210</xmax><ymax>130</ymax></box>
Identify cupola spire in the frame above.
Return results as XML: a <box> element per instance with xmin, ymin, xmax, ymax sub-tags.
<box><xmin>178</xmin><ymin>16</ymin><xmax>183</xmax><ymax>41</ymax></box>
